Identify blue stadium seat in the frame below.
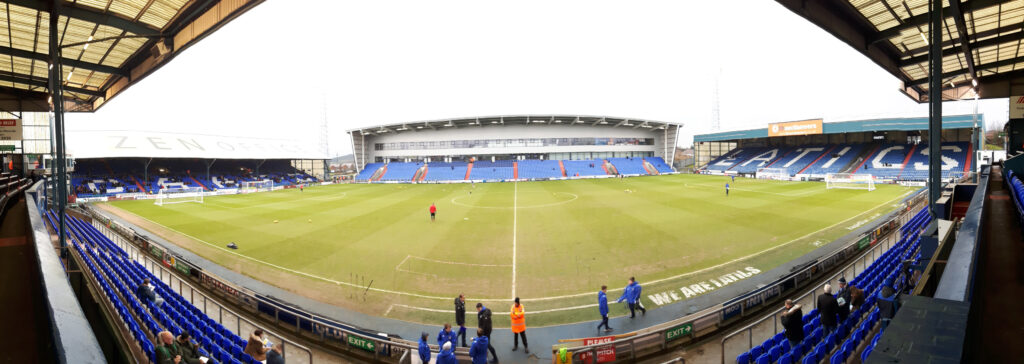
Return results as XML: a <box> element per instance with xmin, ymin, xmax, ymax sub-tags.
<box><xmin>736</xmin><ymin>352</ymin><xmax>751</xmax><ymax>364</ymax></box>
<box><xmin>778</xmin><ymin>352</ymin><xmax>794</xmax><ymax>364</ymax></box>
<box><xmin>755</xmin><ymin>354</ymin><xmax>770</xmax><ymax>364</ymax></box>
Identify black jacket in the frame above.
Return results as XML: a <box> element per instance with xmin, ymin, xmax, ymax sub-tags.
<box><xmin>817</xmin><ymin>293</ymin><xmax>839</xmax><ymax>326</ymax></box>
<box><xmin>477</xmin><ymin>307</ymin><xmax>493</xmax><ymax>334</ymax></box>
<box><xmin>455</xmin><ymin>298</ymin><xmax>466</xmax><ymax>326</ymax></box>
<box><xmin>137</xmin><ymin>284</ymin><xmax>156</xmax><ymax>302</ymax></box>
<box><xmin>836</xmin><ymin>286</ymin><xmax>852</xmax><ymax>320</ymax></box>
<box><xmin>877</xmin><ymin>286</ymin><xmax>899</xmax><ymax>319</ymax></box>
<box><xmin>175</xmin><ymin>337</ymin><xmax>203</xmax><ymax>364</ymax></box>
<box><xmin>781</xmin><ymin>307</ymin><xmax>804</xmax><ymax>343</ymax></box>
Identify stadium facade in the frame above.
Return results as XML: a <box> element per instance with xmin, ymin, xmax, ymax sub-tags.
<box><xmin>348</xmin><ymin>115</ymin><xmax>681</xmax><ymax>170</ymax></box>
<box><xmin>693</xmin><ymin>115</ymin><xmax>984</xmax><ymax>182</ymax></box>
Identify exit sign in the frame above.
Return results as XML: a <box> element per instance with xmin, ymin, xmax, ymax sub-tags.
<box><xmin>0</xmin><ymin>145</ymin><xmax>15</xmax><ymax>152</ymax></box>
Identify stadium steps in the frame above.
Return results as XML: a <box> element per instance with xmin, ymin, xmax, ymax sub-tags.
<box><xmin>412</xmin><ymin>165</ymin><xmax>427</xmax><ymax>182</ymax></box>
<box><xmin>558</xmin><ymin>160</ymin><xmax>567</xmax><ymax>177</ymax></box>
<box><xmin>189</xmin><ymin>176</ymin><xmax>210</xmax><ymax>191</ymax></box>
<box><xmin>896</xmin><ymin>144</ymin><xmax>918</xmax><ymax>179</ymax></box>
<box><xmin>602</xmin><ymin>160</ymin><xmax>616</xmax><ymax>175</ymax></box>
<box><xmin>130</xmin><ymin>176</ymin><xmax>148</xmax><ymax>194</ymax></box>
<box><xmin>371</xmin><ymin>165</ymin><xmax>387</xmax><ymax>182</ymax></box>
<box><xmin>465</xmin><ymin>162</ymin><xmax>473</xmax><ymax>180</ymax></box>
<box><xmin>727</xmin><ymin>152</ymin><xmax>762</xmax><ymax>171</ymax></box>
<box><xmin>513</xmin><ymin>162</ymin><xmax>518</xmax><ymax>179</ymax></box>
<box><xmin>765</xmin><ymin>148</ymin><xmax>796</xmax><ymax>168</ymax></box>
<box><xmin>797</xmin><ymin>145</ymin><xmax>837</xmax><ymax>174</ymax></box>
<box><xmin>845</xmin><ymin>143</ymin><xmax>881</xmax><ymax>173</ymax></box>
<box><xmin>963</xmin><ymin>142</ymin><xmax>973</xmax><ymax>174</ymax></box>
<box><xmin>642</xmin><ymin>160</ymin><xmax>660</xmax><ymax>175</ymax></box>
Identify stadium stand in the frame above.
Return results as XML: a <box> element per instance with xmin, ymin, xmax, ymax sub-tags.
<box><xmin>646</xmin><ymin>157</ymin><xmax>674</xmax><ymax>173</ymax></box>
<box><xmin>378</xmin><ymin>162</ymin><xmax>423</xmax><ymax>182</ymax></box>
<box><xmin>735</xmin><ymin>208</ymin><xmax>931</xmax><ymax>364</ymax></box>
<box><xmin>423</xmin><ymin>162</ymin><xmax>469</xmax><ymax>181</ymax></box>
<box><xmin>607</xmin><ymin>157</ymin><xmax>650</xmax><ymax>175</ymax></box>
<box><xmin>72</xmin><ymin>158</ymin><xmax>318</xmax><ymax>197</ymax></box>
<box><xmin>516</xmin><ymin>160</ymin><xmax>562</xmax><ymax>179</ymax></box>
<box><xmin>48</xmin><ymin>211</ymin><xmax>272</xmax><ymax>364</ymax></box>
<box><xmin>702</xmin><ymin>143</ymin><xmax>972</xmax><ymax>181</ymax></box>
<box><xmin>469</xmin><ymin>160</ymin><xmax>515</xmax><ymax>180</ymax></box>
<box><xmin>563</xmin><ymin>160</ymin><xmax>610</xmax><ymax>177</ymax></box>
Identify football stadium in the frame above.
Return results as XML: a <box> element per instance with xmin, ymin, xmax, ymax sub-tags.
<box><xmin>5</xmin><ymin>1</ymin><xmax>1024</xmax><ymax>364</ymax></box>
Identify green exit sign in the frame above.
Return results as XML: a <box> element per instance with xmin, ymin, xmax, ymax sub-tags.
<box><xmin>346</xmin><ymin>335</ymin><xmax>377</xmax><ymax>352</ymax></box>
<box><xmin>0</xmin><ymin>145</ymin><xmax>14</xmax><ymax>152</ymax></box>
<box><xmin>664</xmin><ymin>322</ymin><xmax>693</xmax><ymax>342</ymax></box>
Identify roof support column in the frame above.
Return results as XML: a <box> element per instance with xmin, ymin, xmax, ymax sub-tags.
<box><xmin>928</xmin><ymin>0</ymin><xmax>943</xmax><ymax>216</ymax></box>
<box><xmin>47</xmin><ymin>0</ymin><xmax>68</xmax><ymax>258</ymax></box>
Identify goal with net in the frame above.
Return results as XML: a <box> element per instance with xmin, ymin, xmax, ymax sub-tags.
<box><xmin>825</xmin><ymin>173</ymin><xmax>876</xmax><ymax>191</ymax></box>
<box><xmin>154</xmin><ymin>187</ymin><xmax>205</xmax><ymax>206</ymax></box>
<box><xmin>756</xmin><ymin>167</ymin><xmax>791</xmax><ymax>181</ymax></box>
<box><xmin>240</xmin><ymin>180</ymin><xmax>274</xmax><ymax>194</ymax></box>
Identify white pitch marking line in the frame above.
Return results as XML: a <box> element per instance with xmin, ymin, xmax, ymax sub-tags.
<box><xmin>392</xmin><ymin>303</ymin><xmax>597</xmax><ymax>315</ymax></box>
<box><xmin>406</xmin><ymin>255</ymin><xmax>512</xmax><ymax>267</ymax></box>
<box><xmin>383</xmin><ymin>304</ymin><xmax>394</xmax><ymax>317</ymax></box>
<box><xmin>512</xmin><ymin>181</ymin><xmax>518</xmax><ymax>298</ymax></box>
<box><xmin>100</xmin><ymin>188</ymin><xmax>911</xmax><ymax>305</ymax></box>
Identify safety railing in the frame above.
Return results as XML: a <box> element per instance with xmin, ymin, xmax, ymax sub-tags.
<box><xmin>93</xmin><ymin>221</ymin><xmax>314</xmax><ymax>364</ymax></box>
<box><xmin>558</xmin><ymin>189</ymin><xmax>926</xmax><ymax>363</ymax></box>
<box><xmin>718</xmin><ymin>210</ymin><xmax>908</xmax><ymax>363</ymax></box>
<box><xmin>86</xmin><ymin>209</ymin><xmax>428</xmax><ymax>363</ymax></box>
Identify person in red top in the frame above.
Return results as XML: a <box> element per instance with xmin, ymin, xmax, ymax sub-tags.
<box><xmin>429</xmin><ymin>203</ymin><xmax>437</xmax><ymax>222</ymax></box>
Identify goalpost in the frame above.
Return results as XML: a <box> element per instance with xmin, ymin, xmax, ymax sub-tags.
<box><xmin>756</xmin><ymin>167</ymin><xmax>791</xmax><ymax>181</ymax></box>
<box><xmin>154</xmin><ymin>187</ymin><xmax>205</xmax><ymax>206</ymax></box>
<box><xmin>240</xmin><ymin>180</ymin><xmax>274</xmax><ymax>194</ymax></box>
<box><xmin>825</xmin><ymin>173</ymin><xmax>876</xmax><ymax>191</ymax></box>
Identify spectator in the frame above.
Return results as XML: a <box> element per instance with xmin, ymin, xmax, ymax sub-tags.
<box><xmin>780</xmin><ymin>299</ymin><xmax>804</xmax><ymax>349</ymax></box>
<box><xmin>266</xmin><ymin>344</ymin><xmax>284</xmax><ymax>364</ymax></box>
<box><xmin>876</xmin><ymin>278</ymin><xmax>900</xmax><ymax>331</ymax></box>
<box><xmin>155</xmin><ymin>331</ymin><xmax>183</xmax><ymax>364</ymax></box>
<box><xmin>454</xmin><ymin>294</ymin><xmax>468</xmax><ymax>347</ymax></box>
<box><xmin>615</xmin><ymin>277</ymin><xmax>645</xmax><ymax>318</ymax></box>
<box><xmin>469</xmin><ymin>328</ymin><xmax>490</xmax><ymax>364</ymax></box>
<box><xmin>137</xmin><ymin>278</ymin><xmax>163</xmax><ymax>307</ymax></box>
<box><xmin>436</xmin><ymin>342</ymin><xmax>457</xmax><ymax>364</ymax></box>
<box><xmin>476</xmin><ymin>303</ymin><xmax>498</xmax><ymax>363</ymax></box>
<box><xmin>174</xmin><ymin>333</ymin><xmax>206</xmax><ymax>364</ymax></box>
<box><xmin>244</xmin><ymin>329</ymin><xmax>270</xmax><ymax>362</ymax></box>
<box><xmin>850</xmin><ymin>284</ymin><xmax>865</xmax><ymax>311</ymax></box>
<box><xmin>438</xmin><ymin>323</ymin><xmax>457</xmax><ymax>349</ymax></box>
<box><xmin>418</xmin><ymin>332</ymin><xmax>431</xmax><ymax>364</ymax></box>
<box><xmin>817</xmin><ymin>284</ymin><xmax>839</xmax><ymax>336</ymax></box>
<box><xmin>510</xmin><ymin>297</ymin><xmax>528</xmax><ymax>354</ymax></box>
<box><xmin>597</xmin><ymin>285</ymin><xmax>612</xmax><ymax>332</ymax></box>
<box><xmin>836</xmin><ymin>278</ymin><xmax>852</xmax><ymax>323</ymax></box>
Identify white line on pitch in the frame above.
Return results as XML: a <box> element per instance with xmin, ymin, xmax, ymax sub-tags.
<box><xmin>391</xmin><ymin>302</ymin><xmax>597</xmax><ymax>315</ymax></box>
<box><xmin>406</xmin><ymin>255</ymin><xmax>512</xmax><ymax>267</ymax></box>
<box><xmin>512</xmin><ymin>181</ymin><xmax>518</xmax><ymax>298</ymax></box>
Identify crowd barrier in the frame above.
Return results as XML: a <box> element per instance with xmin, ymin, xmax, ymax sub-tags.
<box><xmin>556</xmin><ymin>189</ymin><xmax>927</xmax><ymax>363</ymax></box>
<box><xmin>83</xmin><ymin>206</ymin><xmax>428</xmax><ymax>363</ymax></box>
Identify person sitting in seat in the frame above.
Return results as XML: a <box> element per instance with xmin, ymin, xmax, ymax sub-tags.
<box><xmin>137</xmin><ymin>278</ymin><xmax>164</xmax><ymax>307</ymax></box>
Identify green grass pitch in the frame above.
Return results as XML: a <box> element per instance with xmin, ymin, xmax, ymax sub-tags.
<box><xmin>104</xmin><ymin>174</ymin><xmax>915</xmax><ymax>327</ymax></box>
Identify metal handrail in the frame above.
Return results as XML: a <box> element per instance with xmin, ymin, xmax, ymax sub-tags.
<box><xmin>95</xmin><ymin>221</ymin><xmax>317</xmax><ymax>363</ymax></box>
<box><xmin>560</xmin><ymin>190</ymin><xmax>927</xmax><ymax>362</ymax></box>
<box><xmin>92</xmin><ymin>217</ymin><xmax>425</xmax><ymax>362</ymax></box>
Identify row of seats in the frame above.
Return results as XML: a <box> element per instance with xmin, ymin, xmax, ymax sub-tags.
<box><xmin>1006</xmin><ymin>169</ymin><xmax>1024</xmax><ymax>228</ymax></box>
<box><xmin>736</xmin><ymin>207</ymin><xmax>930</xmax><ymax>364</ymax></box>
<box><xmin>357</xmin><ymin>158</ymin><xmax>679</xmax><ymax>181</ymax></box>
<box><xmin>48</xmin><ymin>212</ymin><xmax>265</xmax><ymax>364</ymax></box>
<box><xmin>704</xmin><ymin>143</ymin><xmax>971</xmax><ymax>180</ymax></box>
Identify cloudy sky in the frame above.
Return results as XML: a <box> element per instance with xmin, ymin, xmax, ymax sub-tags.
<box><xmin>66</xmin><ymin>0</ymin><xmax>1008</xmax><ymax>156</ymax></box>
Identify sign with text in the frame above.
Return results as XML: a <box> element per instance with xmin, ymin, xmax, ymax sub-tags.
<box><xmin>664</xmin><ymin>322</ymin><xmax>694</xmax><ymax>342</ymax></box>
<box><xmin>0</xmin><ymin>119</ymin><xmax>22</xmax><ymax>142</ymax></box>
<box><xmin>1011</xmin><ymin>96</ymin><xmax>1024</xmax><ymax>119</ymax></box>
<box><xmin>768</xmin><ymin>119</ymin><xmax>823</xmax><ymax>137</ymax></box>
<box><xmin>578</xmin><ymin>336</ymin><xmax>616</xmax><ymax>364</ymax></box>
<box><xmin>346</xmin><ymin>334</ymin><xmax>377</xmax><ymax>352</ymax></box>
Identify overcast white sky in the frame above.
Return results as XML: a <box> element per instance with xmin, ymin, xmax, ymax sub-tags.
<box><xmin>66</xmin><ymin>0</ymin><xmax>1008</xmax><ymax>156</ymax></box>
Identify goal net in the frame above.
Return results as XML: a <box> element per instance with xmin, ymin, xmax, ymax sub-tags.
<box><xmin>825</xmin><ymin>173</ymin><xmax>876</xmax><ymax>191</ymax></box>
<box><xmin>240</xmin><ymin>180</ymin><xmax>274</xmax><ymax>194</ymax></box>
<box><xmin>154</xmin><ymin>187</ymin><xmax>205</xmax><ymax>206</ymax></box>
<box><xmin>756</xmin><ymin>167</ymin><xmax>790</xmax><ymax>181</ymax></box>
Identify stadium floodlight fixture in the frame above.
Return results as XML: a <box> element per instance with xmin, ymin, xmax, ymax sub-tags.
<box><xmin>972</xmin><ymin>79</ymin><xmax>978</xmax><ymax>87</ymax></box>
<box><xmin>920</xmin><ymin>33</ymin><xmax>928</xmax><ymax>45</ymax></box>
<box><xmin>949</xmin><ymin>81</ymin><xmax>955</xmax><ymax>88</ymax></box>
<box><xmin>554</xmin><ymin>120</ymin><xmax>562</xmax><ymax>123</ymax></box>
<box><xmin>491</xmin><ymin>121</ymin><xmax>499</xmax><ymax>124</ymax></box>
<box><xmin>66</xmin><ymin>71</ymin><xmax>73</xmax><ymax>80</ymax></box>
